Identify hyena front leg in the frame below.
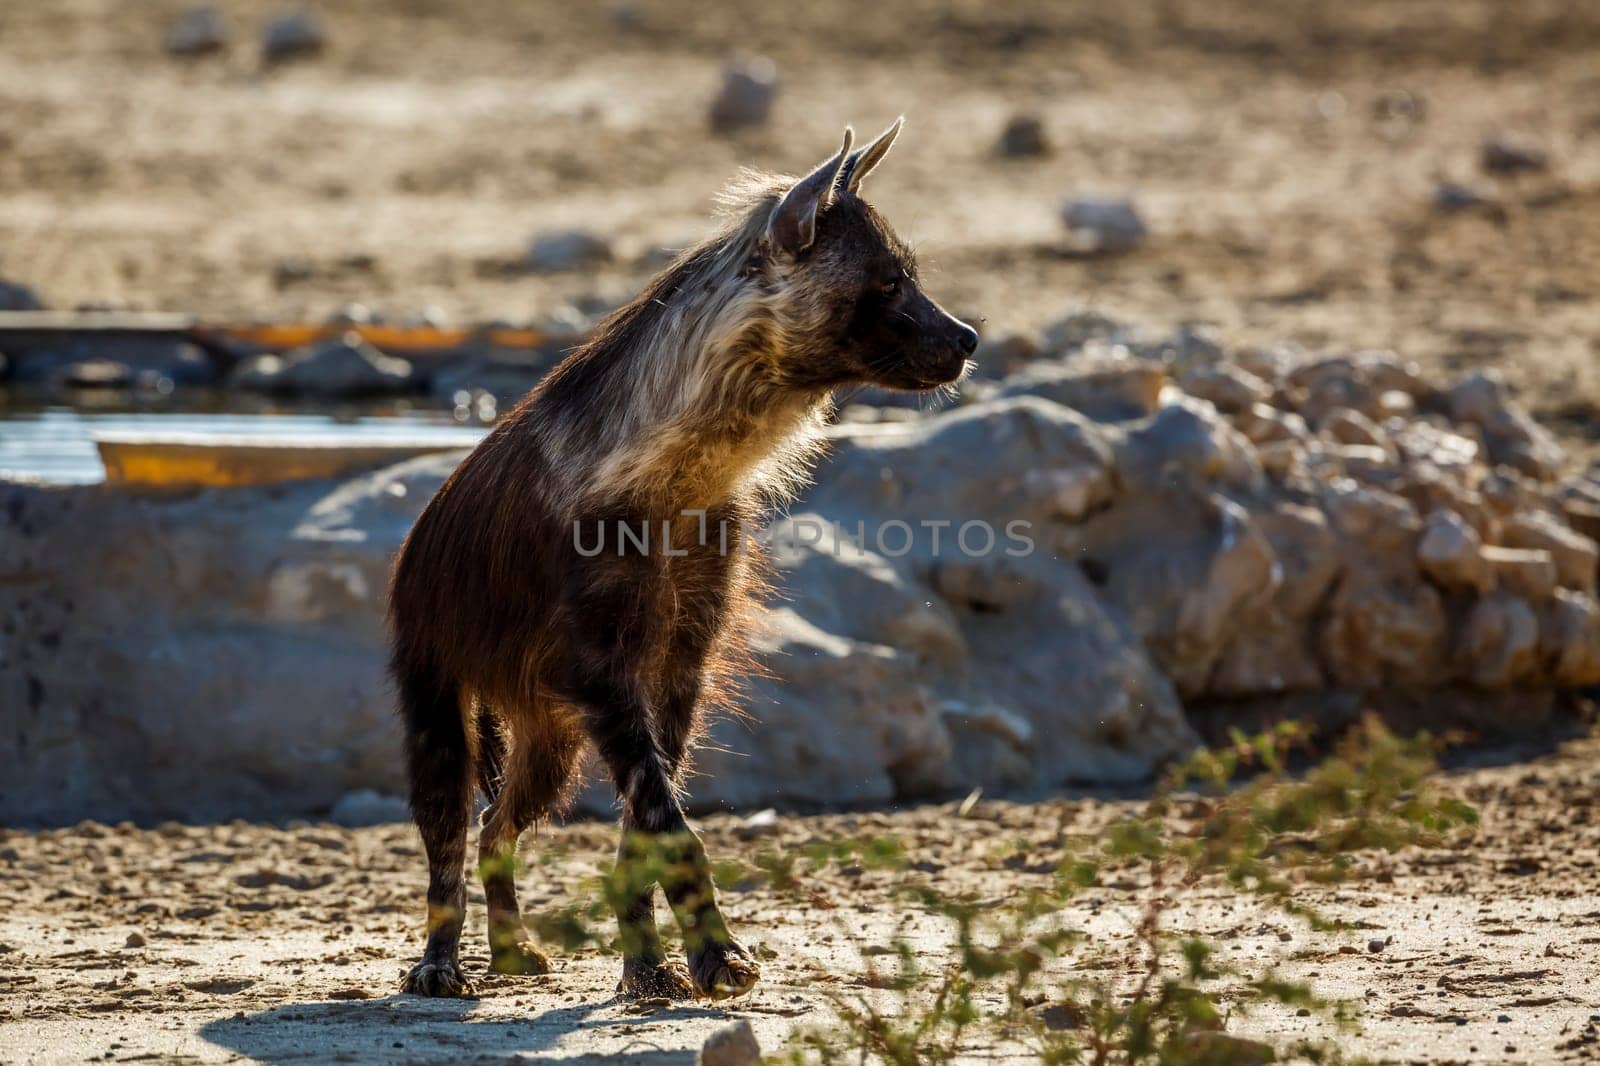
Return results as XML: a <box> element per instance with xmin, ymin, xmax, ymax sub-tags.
<box><xmin>570</xmin><ymin>661</ymin><xmax>757</xmax><ymax>999</ymax></box>
<box><xmin>603</xmin><ymin>653</ymin><xmax>722</xmax><ymax>1003</ymax></box>
<box><xmin>649</xmin><ymin>562</ymin><xmax>758</xmax><ymax>999</ymax></box>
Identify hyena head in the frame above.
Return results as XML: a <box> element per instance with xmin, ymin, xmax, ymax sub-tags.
<box><xmin>759</xmin><ymin>118</ymin><xmax>979</xmax><ymax>393</ymax></box>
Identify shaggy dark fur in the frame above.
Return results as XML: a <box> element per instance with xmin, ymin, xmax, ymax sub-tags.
<box><xmin>388</xmin><ymin>119</ymin><xmax>977</xmax><ymax>1000</ymax></box>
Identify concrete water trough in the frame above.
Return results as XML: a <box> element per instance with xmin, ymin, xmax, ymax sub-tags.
<box><xmin>93</xmin><ymin>430</ymin><xmax>482</xmax><ymax>487</ymax></box>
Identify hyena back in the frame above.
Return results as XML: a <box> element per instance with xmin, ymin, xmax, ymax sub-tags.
<box><xmin>388</xmin><ymin>118</ymin><xmax>978</xmax><ymax>1000</ymax></box>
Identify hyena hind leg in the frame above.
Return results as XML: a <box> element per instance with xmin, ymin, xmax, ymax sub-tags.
<box><xmin>397</xmin><ymin>664</ymin><xmax>476</xmax><ymax>997</ymax></box>
<box><xmin>477</xmin><ymin>711</ymin><xmax>583</xmax><ymax>977</ymax></box>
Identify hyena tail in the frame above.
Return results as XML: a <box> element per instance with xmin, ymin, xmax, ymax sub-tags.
<box><xmin>395</xmin><ymin>654</ymin><xmax>475</xmax><ymax>971</ymax></box>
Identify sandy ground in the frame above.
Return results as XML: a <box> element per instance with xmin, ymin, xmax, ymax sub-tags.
<box><xmin>3</xmin><ymin>724</ymin><xmax>1599</xmax><ymax>1065</ymax></box>
<box><xmin>1</xmin><ymin>0</ymin><xmax>1599</xmax><ymax>458</ymax></box>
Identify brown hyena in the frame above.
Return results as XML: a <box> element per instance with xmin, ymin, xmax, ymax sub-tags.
<box><xmin>388</xmin><ymin>118</ymin><xmax>978</xmax><ymax>1000</ymax></box>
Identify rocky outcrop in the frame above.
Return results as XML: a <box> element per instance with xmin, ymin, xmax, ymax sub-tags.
<box><xmin>4</xmin><ymin>316</ymin><xmax>1598</xmax><ymax>825</ymax></box>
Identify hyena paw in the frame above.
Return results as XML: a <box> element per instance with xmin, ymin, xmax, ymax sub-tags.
<box><xmin>489</xmin><ymin>939</ymin><xmax>552</xmax><ymax>977</ymax></box>
<box><xmin>617</xmin><ymin>956</ymin><xmax>696</xmax><ymax>1001</ymax></box>
<box><xmin>688</xmin><ymin>940</ymin><xmax>761</xmax><ymax>1000</ymax></box>
<box><xmin>401</xmin><ymin>956</ymin><xmax>474</xmax><ymax>997</ymax></box>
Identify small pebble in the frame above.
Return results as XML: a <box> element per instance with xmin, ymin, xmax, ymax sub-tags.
<box><xmin>1481</xmin><ymin>134</ymin><xmax>1548</xmax><ymax>175</ymax></box>
<box><xmin>995</xmin><ymin>114</ymin><xmax>1049</xmax><ymax>158</ymax></box>
<box><xmin>708</xmin><ymin>56</ymin><xmax>778</xmax><ymax>133</ymax></box>
<box><xmin>166</xmin><ymin>6</ymin><xmax>228</xmax><ymax>56</ymax></box>
<box><xmin>262</xmin><ymin>11</ymin><xmax>325</xmax><ymax>64</ymax></box>
<box><xmin>699</xmin><ymin>1018</ymin><xmax>761</xmax><ymax>1066</ymax></box>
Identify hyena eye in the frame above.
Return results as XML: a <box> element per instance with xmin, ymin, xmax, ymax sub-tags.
<box><xmin>879</xmin><ymin>278</ymin><xmax>901</xmax><ymax>298</ymax></box>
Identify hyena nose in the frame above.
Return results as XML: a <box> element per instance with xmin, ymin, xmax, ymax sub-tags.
<box><xmin>955</xmin><ymin>322</ymin><xmax>979</xmax><ymax>355</ymax></box>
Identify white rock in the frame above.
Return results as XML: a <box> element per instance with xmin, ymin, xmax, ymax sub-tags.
<box><xmin>329</xmin><ymin>790</ymin><xmax>409</xmax><ymax>827</ymax></box>
<box><xmin>699</xmin><ymin>1019</ymin><xmax>761</xmax><ymax>1066</ymax></box>
<box><xmin>1061</xmin><ymin>197</ymin><xmax>1147</xmax><ymax>255</ymax></box>
<box><xmin>166</xmin><ymin>6</ymin><xmax>228</xmax><ymax>56</ymax></box>
<box><xmin>708</xmin><ymin>56</ymin><xmax>778</xmax><ymax>132</ymax></box>
<box><xmin>1416</xmin><ymin>510</ymin><xmax>1490</xmax><ymax>593</ymax></box>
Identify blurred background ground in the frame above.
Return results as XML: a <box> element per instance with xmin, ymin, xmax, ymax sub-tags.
<box><xmin>2</xmin><ymin>0</ymin><xmax>1598</xmax><ymax>458</ymax></box>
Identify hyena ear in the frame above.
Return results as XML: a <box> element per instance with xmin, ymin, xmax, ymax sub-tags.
<box><xmin>842</xmin><ymin>116</ymin><xmax>904</xmax><ymax>194</ymax></box>
<box><xmin>766</xmin><ymin>127</ymin><xmax>855</xmax><ymax>256</ymax></box>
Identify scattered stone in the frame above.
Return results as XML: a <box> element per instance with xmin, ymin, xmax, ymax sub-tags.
<box><xmin>1234</xmin><ymin>342</ymin><xmax>1300</xmax><ymax>384</ymax></box>
<box><xmin>1144</xmin><ymin>324</ymin><xmax>1228</xmax><ymax>372</ymax></box>
<box><xmin>528</xmin><ymin>229</ymin><xmax>614</xmax><ymax>273</ymax></box>
<box><xmin>124</xmin><ymin>932</ymin><xmax>146</xmax><ymax>948</ymax></box>
<box><xmin>230</xmin><ymin>332</ymin><xmax>415</xmax><ymax>398</ymax></box>
<box><xmin>1020</xmin><ymin>461</ymin><xmax>1115</xmax><ymax>523</ymax></box>
<box><xmin>1323</xmin><ymin>408</ymin><xmax>1392</xmax><ymax>453</ymax></box>
<box><xmin>0</xmin><ymin>279</ymin><xmax>43</xmax><ymax>311</ymax></box>
<box><xmin>1061</xmin><ymin>196</ymin><xmax>1147</xmax><ymax>256</ymax></box>
<box><xmin>1390</xmin><ymin>420</ymin><xmax>1479</xmax><ymax>473</ymax></box>
<box><xmin>995</xmin><ymin>114</ymin><xmax>1049</xmax><ymax>158</ymax></box>
<box><xmin>1002</xmin><ymin>355</ymin><xmax>1166</xmax><ymax>422</ymax></box>
<box><xmin>1435</xmin><ymin>181</ymin><xmax>1493</xmax><ymax>212</ymax></box>
<box><xmin>940</xmin><ymin>700</ymin><xmax>1034</xmax><ymax>750</ymax></box>
<box><xmin>1443</xmin><ymin>370</ymin><xmax>1565</xmax><ymax>480</ymax></box>
<box><xmin>1235</xmin><ymin>403</ymin><xmax>1308</xmax><ymax>446</ymax></box>
<box><xmin>430</xmin><ymin>354</ymin><xmax>553</xmax><ymax>407</ymax></box>
<box><xmin>184</xmin><ymin>977</ymin><xmax>255</xmax><ymax>995</ymax></box>
<box><xmin>1481</xmin><ymin>134</ymin><xmax>1549</xmax><ymax>175</ymax></box>
<box><xmin>1483</xmin><ymin>546</ymin><xmax>1559</xmax><ymax>602</ymax></box>
<box><xmin>1501</xmin><ymin>512</ymin><xmax>1598</xmax><ymax>593</ymax></box>
<box><xmin>969</xmin><ymin>332</ymin><xmax>1043</xmax><ymax>380</ymax></box>
<box><xmin>1539</xmin><ymin>590</ymin><xmax>1600</xmax><ymax>686</ymax></box>
<box><xmin>1558</xmin><ymin>478</ymin><xmax>1600</xmax><ymax>544</ymax></box>
<box><xmin>1029</xmin><ymin>1001</ymin><xmax>1088</xmax><ymax>1031</ymax></box>
<box><xmin>328</xmin><ymin>789</ymin><xmax>409</xmax><ymax>828</ymax></box>
<box><xmin>698</xmin><ymin>1018</ymin><xmax>761</xmax><ymax>1066</ymax></box>
<box><xmin>272</xmin><ymin>257</ymin><xmax>313</xmax><ymax>288</ymax></box>
<box><xmin>708</xmin><ymin>56</ymin><xmax>778</xmax><ymax>133</ymax></box>
<box><xmin>608</xmin><ymin>3</ymin><xmax>645</xmax><ymax>31</ymax></box>
<box><xmin>262</xmin><ymin>10</ymin><xmax>325</xmax><ymax>64</ymax></box>
<box><xmin>1177</xmin><ymin>362</ymin><xmax>1272</xmax><ymax>415</ymax></box>
<box><xmin>736</xmin><ymin>808</ymin><xmax>779</xmax><ymax>839</ymax></box>
<box><xmin>60</xmin><ymin>359</ymin><xmax>135</xmax><ymax>390</ymax></box>
<box><xmin>1254</xmin><ymin>439</ymin><xmax>1304</xmax><ymax>478</ymax></box>
<box><xmin>1368</xmin><ymin>938</ymin><xmax>1387</xmax><ymax>953</ymax></box>
<box><xmin>1115</xmin><ymin>402</ymin><xmax>1260</xmax><ymax>491</ymax></box>
<box><xmin>1417</xmin><ymin>510</ymin><xmax>1491</xmax><ymax>594</ymax></box>
<box><xmin>328</xmin><ymin>302</ymin><xmax>376</xmax><ymax>325</ymax></box>
<box><xmin>1040</xmin><ymin>308</ymin><xmax>1128</xmax><ymax>353</ymax></box>
<box><xmin>5</xmin><ymin>338</ymin><xmax>216</xmax><ymax>390</ymax></box>
<box><xmin>1458</xmin><ymin>595</ymin><xmax>1541</xmax><ymax>687</ymax></box>
<box><xmin>166</xmin><ymin>6</ymin><xmax>228</xmax><ymax>56</ymax></box>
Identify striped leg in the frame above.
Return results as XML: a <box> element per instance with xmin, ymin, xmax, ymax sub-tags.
<box><xmin>476</xmin><ymin>709</ymin><xmax>583</xmax><ymax>977</ymax></box>
<box><xmin>397</xmin><ymin>664</ymin><xmax>475</xmax><ymax>997</ymax></box>
<box><xmin>573</xmin><ymin>671</ymin><xmax>757</xmax><ymax>999</ymax></box>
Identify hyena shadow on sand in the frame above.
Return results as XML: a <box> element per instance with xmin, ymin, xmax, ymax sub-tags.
<box><xmin>199</xmin><ymin>993</ymin><xmax>724</xmax><ymax>1065</ymax></box>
